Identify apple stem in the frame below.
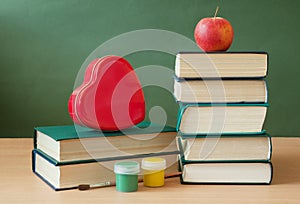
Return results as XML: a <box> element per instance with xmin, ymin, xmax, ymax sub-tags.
<box><xmin>214</xmin><ymin>6</ymin><xmax>219</xmax><ymax>19</ymax></box>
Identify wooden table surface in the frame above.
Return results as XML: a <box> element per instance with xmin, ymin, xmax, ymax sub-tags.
<box><xmin>0</xmin><ymin>137</ymin><xmax>299</xmax><ymax>204</ymax></box>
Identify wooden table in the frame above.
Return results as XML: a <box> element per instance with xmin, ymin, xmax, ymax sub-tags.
<box><xmin>0</xmin><ymin>137</ymin><xmax>299</xmax><ymax>203</ymax></box>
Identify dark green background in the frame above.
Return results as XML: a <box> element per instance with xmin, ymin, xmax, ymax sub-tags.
<box><xmin>1</xmin><ymin>0</ymin><xmax>299</xmax><ymax>137</ymax></box>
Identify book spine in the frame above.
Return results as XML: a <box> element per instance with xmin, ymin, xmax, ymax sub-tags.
<box><xmin>176</xmin><ymin>102</ymin><xmax>190</xmax><ymax>132</ymax></box>
<box><xmin>266</xmin><ymin>52</ymin><xmax>269</xmax><ymax>77</ymax></box>
<box><xmin>265</xmin><ymin>79</ymin><xmax>269</xmax><ymax>104</ymax></box>
<box><xmin>269</xmin><ymin>161</ymin><xmax>273</xmax><ymax>184</ymax></box>
<box><xmin>33</xmin><ymin>128</ymin><xmax>37</xmax><ymax>149</ymax></box>
<box><xmin>268</xmin><ymin>133</ymin><xmax>273</xmax><ymax>161</ymax></box>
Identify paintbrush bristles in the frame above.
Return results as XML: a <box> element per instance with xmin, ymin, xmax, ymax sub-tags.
<box><xmin>78</xmin><ymin>184</ymin><xmax>91</xmax><ymax>190</ymax></box>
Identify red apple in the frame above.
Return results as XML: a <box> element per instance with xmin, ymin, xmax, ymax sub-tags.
<box><xmin>194</xmin><ymin>15</ymin><xmax>234</xmax><ymax>52</ymax></box>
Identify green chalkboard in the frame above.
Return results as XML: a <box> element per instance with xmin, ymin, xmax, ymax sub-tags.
<box><xmin>0</xmin><ymin>0</ymin><xmax>299</xmax><ymax>137</ymax></box>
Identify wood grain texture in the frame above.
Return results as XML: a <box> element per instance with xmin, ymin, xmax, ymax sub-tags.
<box><xmin>0</xmin><ymin>137</ymin><xmax>299</xmax><ymax>203</ymax></box>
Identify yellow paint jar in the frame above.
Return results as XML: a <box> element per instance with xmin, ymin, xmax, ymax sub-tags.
<box><xmin>142</xmin><ymin>157</ymin><xmax>166</xmax><ymax>187</ymax></box>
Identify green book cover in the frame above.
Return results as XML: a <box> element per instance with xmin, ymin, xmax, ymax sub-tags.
<box><xmin>34</xmin><ymin>121</ymin><xmax>175</xmax><ymax>142</ymax></box>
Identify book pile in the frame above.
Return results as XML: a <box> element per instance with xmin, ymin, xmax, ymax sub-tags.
<box><xmin>174</xmin><ymin>52</ymin><xmax>273</xmax><ymax>184</ymax></box>
<box><xmin>32</xmin><ymin>122</ymin><xmax>179</xmax><ymax>190</ymax></box>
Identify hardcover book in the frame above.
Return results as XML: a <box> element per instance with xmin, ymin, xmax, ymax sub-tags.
<box><xmin>34</xmin><ymin>122</ymin><xmax>178</xmax><ymax>162</ymax></box>
<box><xmin>177</xmin><ymin>133</ymin><xmax>272</xmax><ymax>162</ymax></box>
<box><xmin>179</xmin><ymin>157</ymin><xmax>272</xmax><ymax>184</ymax></box>
<box><xmin>173</xmin><ymin>78</ymin><xmax>267</xmax><ymax>103</ymax></box>
<box><xmin>32</xmin><ymin>149</ymin><xmax>179</xmax><ymax>191</ymax></box>
<box><xmin>176</xmin><ymin>103</ymin><xmax>268</xmax><ymax>135</ymax></box>
<box><xmin>175</xmin><ymin>52</ymin><xmax>268</xmax><ymax>79</ymax></box>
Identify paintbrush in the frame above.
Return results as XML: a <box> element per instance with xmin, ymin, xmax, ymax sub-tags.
<box><xmin>78</xmin><ymin>172</ymin><xmax>182</xmax><ymax>191</ymax></box>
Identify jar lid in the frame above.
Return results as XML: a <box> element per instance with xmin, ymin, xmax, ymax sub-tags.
<box><xmin>142</xmin><ymin>157</ymin><xmax>166</xmax><ymax>171</ymax></box>
<box><xmin>114</xmin><ymin>161</ymin><xmax>140</xmax><ymax>174</ymax></box>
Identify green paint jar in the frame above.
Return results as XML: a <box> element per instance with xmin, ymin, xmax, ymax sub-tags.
<box><xmin>114</xmin><ymin>161</ymin><xmax>140</xmax><ymax>192</ymax></box>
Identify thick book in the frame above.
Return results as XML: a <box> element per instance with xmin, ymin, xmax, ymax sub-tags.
<box><xmin>173</xmin><ymin>78</ymin><xmax>267</xmax><ymax>103</ymax></box>
<box><xmin>175</xmin><ymin>52</ymin><xmax>268</xmax><ymax>79</ymax></box>
<box><xmin>178</xmin><ymin>157</ymin><xmax>273</xmax><ymax>184</ymax></box>
<box><xmin>176</xmin><ymin>103</ymin><xmax>268</xmax><ymax>134</ymax></box>
<box><xmin>177</xmin><ymin>133</ymin><xmax>272</xmax><ymax>162</ymax></box>
<box><xmin>34</xmin><ymin>122</ymin><xmax>178</xmax><ymax>163</ymax></box>
<box><xmin>32</xmin><ymin>149</ymin><xmax>179</xmax><ymax>191</ymax></box>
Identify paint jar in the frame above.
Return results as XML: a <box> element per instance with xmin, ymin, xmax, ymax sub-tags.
<box><xmin>114</xmin><ymin>161</ymin><xmax>140</xmax><ymax>192</ymax></box>
<box><xmin>142</xmin><ymin>157</ymin><xmax>166</xmax><ymax>187</ymax></box>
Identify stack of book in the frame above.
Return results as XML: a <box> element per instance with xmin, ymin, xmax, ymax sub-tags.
<box><xmin>32</xmin><ymin>122</ymin><xmax>179</xmax><ymax>190</ymax></box>
<box><xmin>174</xmin><ymin>52</ymin><xmax>273</xmax><ymax>184</ymax></box>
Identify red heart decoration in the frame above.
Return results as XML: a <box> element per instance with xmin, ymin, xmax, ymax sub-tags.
<box><xmin>68</xmin><ymin>56</ymin><xmax>145</xmax><ymax>131</ymax></box>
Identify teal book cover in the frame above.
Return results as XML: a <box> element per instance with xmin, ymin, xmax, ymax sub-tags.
<box><xmin>34</xmin><ymin>121</ymin><xmax>176</xmax><ymax>142</ymax></box>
